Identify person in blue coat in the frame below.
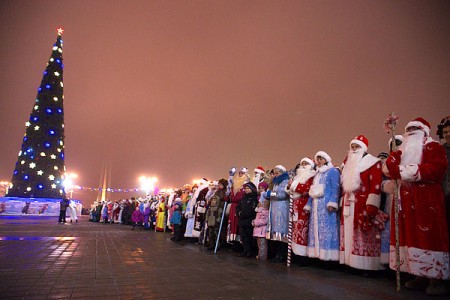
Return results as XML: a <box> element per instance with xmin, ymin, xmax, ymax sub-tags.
<box><xmin>304</xmin><ymin>151</ymin><xmax>340</xmax><ymax>263</ymax></box>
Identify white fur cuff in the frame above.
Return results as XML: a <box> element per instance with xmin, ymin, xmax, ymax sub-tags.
<box><xmin>326</xmin><ymin>202</ymin><xmax>339</xmax><ymax>209</ymax></box>
<box><xmin>400</xmin><ymin>164</ymin><xmax>420</xmax><ymax>182</ymax></box>
<box><xmin>366</xmin><ymin>193</ymin><xmax>380</xmax><ymax>208</ymax></box>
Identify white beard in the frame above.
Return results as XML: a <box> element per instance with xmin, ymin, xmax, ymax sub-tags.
<box><xmin>294</xmin><ymin>165</ymin><xmax>316</xmax><ymax>185</ymax></box>
<box><xmin>252</xmin><ymin>173</ymin><xmax>261</xmax><ymax>187</ymax></box>
<box><xmin>399</xmin><ymin>130</ymin><xmax>424</xmax><ymax>165</ymax></box>
<box><xmin>342</xmin><ymin>149</ymin><xmax>363</xmax><ymax>193</ymax></box>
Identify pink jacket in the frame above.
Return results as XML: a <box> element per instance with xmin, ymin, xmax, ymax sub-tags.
<box><xmin>252</xmin><ymin>207</ymin><xmax>269</xmax><ymax>238</ymax></box>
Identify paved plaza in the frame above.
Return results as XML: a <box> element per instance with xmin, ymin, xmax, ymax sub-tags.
<box><xmin>0</xmin><ymin>215</ymin><xmax>442</xmax><ymax>299</ymax></box>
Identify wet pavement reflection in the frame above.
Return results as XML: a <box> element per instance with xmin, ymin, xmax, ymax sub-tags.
<box><xmin>0</xmin><ymin>216</ymin><xmax>433</xmax><ymax>299</ymax></box>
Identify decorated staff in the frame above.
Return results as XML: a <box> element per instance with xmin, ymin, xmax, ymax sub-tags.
<box><xmin>383</xmin><ymin>112</ymin><xmax>401</xmax><ymax>291</ymax></box>
<box><xmin>287</xmin><ymin>189</ymin><xmax>294</xmax><ymax>267</ymax></box>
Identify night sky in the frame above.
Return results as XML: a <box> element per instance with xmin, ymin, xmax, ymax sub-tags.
<box><xmin>1</xmin><ymin>1</ymin><xmax>449</xmax><ymax>205</ymax></box>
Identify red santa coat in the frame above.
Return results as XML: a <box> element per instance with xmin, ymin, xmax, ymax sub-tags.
<box><xmin>290</xmin><ymin>176</ymin><xmax>314</xmax><ymax>256</ymax></box>
<box><xmin>227</xmin><ymin>188</ymin><xmax>245</xmax><ymax>242</ymax></box>
<box><xmin>340</xmin><ymin>155</ymin><xmax>383</xmax><ymax>270</ymax></box>
<box><xmin>389</xmin><ymin>139</ymin><xmax>449</xmax><ymax>279</ymax></box>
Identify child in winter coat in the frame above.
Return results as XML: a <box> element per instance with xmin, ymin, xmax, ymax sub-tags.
<box><xmin>131</xmin><ymin>206</ymin><xmax>143</xmax><ymax>230</ymax></box>
<box><xmin>170</xmin><ymin>203</ymin><xmax>182</xmax><ymax>241</ymax></box>
<box><xmin>252</xmin><ymin>199</ymin><xmax>270</xmax><ymax>260</ymax></box>
<box><xmin>237</xmin><ymin>182</ymin><xmax>259</xmax><ymax>258</ymax></box>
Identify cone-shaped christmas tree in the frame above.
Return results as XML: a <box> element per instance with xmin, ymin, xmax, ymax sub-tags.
<box><xmin>7</xmin><ymin>28</ymin><xmax>66</xmax><ymax>199</ymax></box>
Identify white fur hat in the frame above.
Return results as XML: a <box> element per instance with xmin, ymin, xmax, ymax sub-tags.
<box><xmin>314</xmin><ymin>151</ymin><xmax>332</xmax><ymax>164</ymax></box>
<box><xmin>274</xmin><ymin>165</ymin><xmax>286</xmax><ymax>173</ymax></box>
<box><xmin>300</xmin><ymin>157</ymin><xmax>314</xmax><ymax>167</ymax></box>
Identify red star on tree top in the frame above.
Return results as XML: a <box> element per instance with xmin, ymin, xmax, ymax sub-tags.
<box><xmin>57</xmin><ymin>27</ymin><xmax>64</xmax><ymax>35</ymax></box>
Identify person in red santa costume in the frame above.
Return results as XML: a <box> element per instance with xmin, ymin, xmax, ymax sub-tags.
<box><xmin>227</xmin><ymin>167</ymin><xmax>250</xmax><ymax>249</ymax></box>
<box><xmin>287</xmin><ymin>157</ymin><xmax>317</xmax><ymax>261</ymax></box>
<box><xmin>384</xmin><ymin>117</ymin><xmax>449</xmax><ymax>295</ymax></box>
<box><xmin>340</xmin><ymin>135</ymin><xmax>384</xmax><ymax>272</ymax></box>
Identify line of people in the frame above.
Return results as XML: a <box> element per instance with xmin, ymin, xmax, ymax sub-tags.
<box><xmin>88</xmin><ymin>116</ymin><xmax>450</xmax><ymax>296</ymax></box>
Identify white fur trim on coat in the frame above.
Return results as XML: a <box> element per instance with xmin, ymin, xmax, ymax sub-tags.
<box><xmin>326</xmin><ymin>202</ymin><xmax>339</xmax><ymax>209</ymax></box>
<box><xmin>358</xmin><ymin>154</ymin><xmax>380</xmax><ymax>173</ymax></box>
<box><xmin>400</xmin><ymin>164</ymin><xmax>421</xmax><ymax>182</ymax></box>
<box><xmin>366</xmin><ymin>193</ymin><xmax>381</xmax><ymax>208</ymax></box>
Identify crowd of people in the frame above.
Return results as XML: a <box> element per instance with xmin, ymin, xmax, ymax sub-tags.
<box><xmin>84</xmin><ymin>116</ymin><xmax>450</xmax><ymax>296</ymax></box>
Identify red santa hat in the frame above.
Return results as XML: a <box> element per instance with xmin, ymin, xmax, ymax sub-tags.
<box><xmin>405</xmin><ymin>117</ymin><xmax>430</xmax><ymax>136</ymax></box>
<box><xmin>350</xmin><ymin>135</ymin><xmax>369</xmax><ymax>152</ymax></box>
<box><xmin>314</xmin><ymin>151</ymin><xmax>332</xmax><ymax>164</ymax></box>
<box><xmin>253</xmin><ymin>166</ymin><xmax>265</xmax><ymax>174</ymax></box>
<box><xmin>300</xmin><ymin>157</ymin><xmax>314</xmax><ymax>167</ymax></box>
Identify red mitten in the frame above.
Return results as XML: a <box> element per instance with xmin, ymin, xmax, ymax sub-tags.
<box><xmin>357</xmin><ymin>211</ymin><xmax>372</xmax><ymax>231</ymax></box>
<box><xmin>385</xmin><ymin>150</ymin><xmax>402</xmax><ymax>180</ymax></box>
<box><xmin>366</xmin><ymin>205</ymin><xmax>378</xmax><ymax>217</ymax></box>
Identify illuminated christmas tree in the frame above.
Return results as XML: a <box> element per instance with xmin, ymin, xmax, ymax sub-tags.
<box><xmin>7</xmin><ymin>28</ymin><xmax>67</xmax><ymax>199</ymax></box>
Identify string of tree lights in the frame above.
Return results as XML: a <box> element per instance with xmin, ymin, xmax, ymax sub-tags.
<box><xmin>6</xmin><ymin>28</ymin><xmax>66</xmax><ymax>199</ymax></box>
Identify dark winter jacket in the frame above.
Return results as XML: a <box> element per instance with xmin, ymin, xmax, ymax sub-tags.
<box><xmin>237</xmin><ymin>184</ymin><xmax>258</xmax><ymax>228</ymax></box>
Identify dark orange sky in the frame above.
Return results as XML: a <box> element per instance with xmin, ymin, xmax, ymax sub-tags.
<box><xmin>1</xmin><ymin>1</ymin><xmax>449</xmax><ymax>205</ymax></box>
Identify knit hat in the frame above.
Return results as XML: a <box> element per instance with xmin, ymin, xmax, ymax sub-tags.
<box><xmin>258</xmin><ymin>181</ymin><xmax>269</xmax><ymax>190</ymax></box>
<box><xmin>274</xmin><ymin>165</ymin><xmax>286</xmax><ymax>173</ymax></box>
<box><xmin>314</xmin><ymin>151</ymin><xmax>332</xmax><ymax>164</ymax></box>
<box><xmin>300</xmin><ymin>157</ymin><xmax>314</xmax><ymax>167</ymax></box>
<box><xmin>405</xmin><ymin>117</ymin><xmax>430</xmax><ymax>136</ymax></box>
<box><xmin>243</xmin><ymin>181</ymin><xmax>257</xmax><ymax>194</ymax></box>
<box><xmin>253</xmin><ymin>166</ymin><xmax>265</xmax><ymax>174</ymax></box>
<box><xmin>350</xmin><ymin>135</ymin><xmax>368</xmax><ymax>152</ymax></box>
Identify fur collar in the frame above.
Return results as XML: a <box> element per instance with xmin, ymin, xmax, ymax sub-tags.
<box><xmin>317</xmin><ymin>164</ymin><xmax>333</xmax><ymax>173</ymax></box>
<box><xmin>290</xmin><ymin>169</ymin><xmax>317</xmax><ymax>190</ymax></box>
<box><xmin>358</xmin><ymin>154</ymin><xmax>379</xmax><ymax>173</ymax></box>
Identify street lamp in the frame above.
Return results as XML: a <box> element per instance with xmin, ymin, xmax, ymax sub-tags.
<box><xmin>64</xmin><ymin>173</ymin><xmax>78</xmax><ymax>199</ymax></box>
<box><xmin>139</xmin><ymin>176</ymin><xmax>157</xmax><ymax>197</ymax></box>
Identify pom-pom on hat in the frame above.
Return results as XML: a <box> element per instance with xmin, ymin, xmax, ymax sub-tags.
<box><xmin>254</xmin><ymin>166</ymin><xmax>266</xmax><ymax>174</ymax></box>
<box><xmin>300</xmin><ymin>157</ymin><xmax>314</xmax><ymax>167</ymax></box>
<box><xmin>350</xmin><ymin>135</ymin><xmax>368</xmax><ymax>152</ymax></box>
<box><xmin>274</xmin><ymin>165</ymin><xmax>286</xmax><ymax>173</ymax></box>
<box><xmin>314</xmin><ymin>151</ymin><xmax>332</xmax><ymax>164</ymax></box>
<box><xmin>406</xmin><ymin>117</ymin><xmax>430</xmax><ymax>136</ymax></box>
